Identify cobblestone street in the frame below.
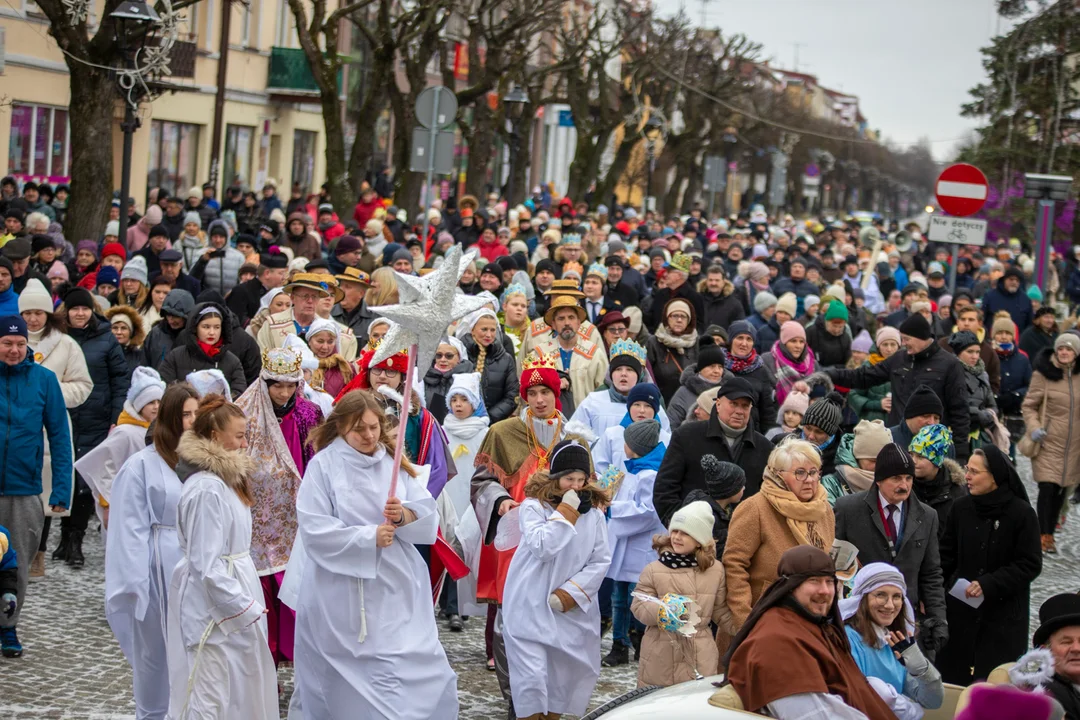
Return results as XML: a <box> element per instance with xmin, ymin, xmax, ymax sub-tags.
<box><xmin>1</xmin><ymin>457</ymin><xmax>1075</xmax><ymax>719</ymax></box>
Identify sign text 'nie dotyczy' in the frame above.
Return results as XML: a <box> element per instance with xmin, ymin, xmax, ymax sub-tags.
<box><xmin>927</xmin><ymin>215</ymin><xmax>987</xmax><ymax>246</ymax></box>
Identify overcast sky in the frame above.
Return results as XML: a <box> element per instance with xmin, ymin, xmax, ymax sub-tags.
<box><xmin>652</xmin><ymin>0</ymin><xmax>1007</xmax><ymax>160</ymax></box>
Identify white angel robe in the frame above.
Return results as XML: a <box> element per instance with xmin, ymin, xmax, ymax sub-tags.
<box><xmin>104</xmin><ymin>446</ymin><xmax>182</xmax><ymax>720</ymax></box>
<box><xmin>606</xmin><ymin>465</ymin><xmax>666</xmax><ymax>583</ymax></box>
<box><xmin>166</xmin><ymin>472</ymin><xmax>277</xmax><ymax>720</ymax></box>
<box><xmin>442</xmin><ymin>414</ymin><xmax>490</xmax><ymax>616</ymax></box>
<box><xmin>570</xmin><ymin>390</ymin><xmax>671</xmax><ymax>445</ymax></box>
<box><xmin>76</xmin><ymin>422</ymin><xmax>148</xmax><ymax>541</ymax></box>
<box><xmin>593</xmin><ymin>422</ymin><xmax>672</xmax><ymax>475</ymax></box>
<box><xmin>502</xmin><ymin>498</ymin><xmax>611</xmax><ymax>717</ymax></box>
<box><xmin>291</xmin><ymin>438</ymin><xmax>459</xmax><ymax>720</ymax></box>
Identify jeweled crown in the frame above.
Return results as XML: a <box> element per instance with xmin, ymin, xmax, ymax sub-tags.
<box><xmin>262</xmin><ymin>347</ymin><xmax>303</xmax><ymax>376</ymax></box>
<box><xmin>609</xmin><ymin>338</ymin><xmax>646</xmax><ymax>364</ymax></box>
<box><xmin>522</xmin><ymin>352</ymin><xmax>558</xmax><ymax>372</ymax></box>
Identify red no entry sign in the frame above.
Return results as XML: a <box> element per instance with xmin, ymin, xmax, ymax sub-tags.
<box><xmin>935</xmin><ymin>163</ymin><xmax>988</xmax><ymax>217</ymax></box>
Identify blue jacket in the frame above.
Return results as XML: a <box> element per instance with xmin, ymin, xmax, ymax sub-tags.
<box><xmin>996</xmin><ymin>347</ymin><xmax>1032</xmax><ymax>416</ymax></box>
<box><xmin>1067</xmin><ymin>267</ymin><xmax>1080</xmax><ymax>307</ymax></box>
<box><xmin>982</xmin><ymin>276</ymin><xmax>1034</xmax><ymax>334</ymax></box>
<box><xmin>0</xmin><ymin>287</ymin><xmax>18</xmax><ymax>316</ymax></box>
<box><xmin>0</xmin><ymin>353</ymin><xmax>73</xmax><ymax>506</ymax></box>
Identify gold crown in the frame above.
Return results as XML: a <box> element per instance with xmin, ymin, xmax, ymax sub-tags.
<box><xmin>262</xmin><ymin>347</ymin><xmax>303</xmax><ymax>376</ymax></box>
<box><xmin>522</xmin><ymin>352</ymin><xmax>558</xmax><ymax>372</ymax></box>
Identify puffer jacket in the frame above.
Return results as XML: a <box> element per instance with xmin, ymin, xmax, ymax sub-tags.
<box><xmin>699</xmin><ymin>281</ymin><xmax>746</xmax><ymax>330</ymax></box>
<box><xmin>462</xmin><ymin>334</ymin><xmax>519</xmax><ymax>423</ymax></box>
<box><xmin>996</xmin><ymin>347</ymin><xmax>1032</xmax><ymax>417</ymax></box>
<box><xmin>188</xmin><ymin>291</ymin><xmax>262</xmax><ymax>387</ymax></box>
<box><xmin>962</xmin><ymin>363</ymin><xmax>998</xmax><ymax>447</ymax></box>
<box><xmin>423</xmin><ymin>359</ymin><xmax>476</xmax><ymax>425</ymax></box>
<box><xmin>667</xmin><ymin>363</ymin><xmax>722</xmax><ymax>430</ymax></box>
<box><xmin>846</xmin><ymin>356</ymin><xmax>890</xmax><ymax>423</ymax></box>
<box><xmin>158</xmin><ymin>301</ymin><xmax>248</xmax><ymax>399</ymax></box>
<box><xmin>142</xmin><ymin>318</ymin><xmax>185</xmax><ymax>371</ymax></box>
<box><xmin>67</xmin><ymin>316</ymin><xmax>130</xmax><ymax>457</ymax></box>
<box><xmin>912</xmin><ymin>458</ymin><xmax>967</xmax><ymax>534</ymax></box>
<box><xmin>982</xmin><ymin>274</ymin><xmax>1034</xmax><ymax>333</ymax></box>
<box><xmin>190</xmin><ymin>245</ymin><xmax>246</xmax><ymax>297</ymax></box>
<box><xmin>1022</xmin><ymin>348</ymin><xmax>1080</xmax><ymax>488</ymax></box>
<box><xmin>631</xmin><ymin>555</ymin><xmax>736</xmax><ymax>687</ymax></box>
<box><xmin>0</xmin><ymin>353</ymin><xmax>73</xmax><ymax>507</ymax></box>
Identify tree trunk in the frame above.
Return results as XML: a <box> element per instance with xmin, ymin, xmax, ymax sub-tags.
<box><xmin>595</xmin><ymin>136</ymin><xmax>638</xmax><ymax>210</ymax></box>
<box><xmin>316</xmin><ymin>81</ymin><xmax>353</xmax><ymax>221</ymax></box>
<box><xmin>566</xmin><ymin>127</ymin><xmax>610</xmax><ymax>202</ymax></box>
<box><xmin>465</xmin><ymin>100</ymin><xmax>496</xmax><ymax>199</ymax></box>
<box><xmin>506</xmin><ymin>108</ymin><xmax>534</xmax><ymax>207</ymax></box>
<box><xmin>682</xmin><ymin>158</ymin><xmax>703</xmax><ymax>214</ymax></box>
<box><xmin>391</xmin><ymin>88</ymin><xmax>422</xmax><ymax>213</ymax></box>
<box><xmin>66</xmin><ymin>62</ymin><xmax>115</xmax><ymax>245</ymax></box>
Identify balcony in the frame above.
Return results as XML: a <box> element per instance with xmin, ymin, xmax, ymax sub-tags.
<box><xmin>268</xmin><ymin>46</ymin><xmax>346</xmax><ymax>100</ymax></box>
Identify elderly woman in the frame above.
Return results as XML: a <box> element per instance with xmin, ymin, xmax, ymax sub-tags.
<box><xmin>848</xmin><ymin>327</ymin><xmax>901</xmax><ymax>423</ymax></box>
<box><xmin>646</xmin><ymin>298</ymin><xmax>700</xmax><ymax>404</ymax></box>
<box><xmin>936</xmin><ymin>446</ymin><xmax>1041</xmax><ymax>686</ymax></box>
<box><xmin>762</xmin><ymin>320</ymin><xmax>817</xmax><ymax>408</ymax></box>
<box><xmin>723</xmin><ymin>437</ymin><xmax>835</xmax><ymax>630</ymax></box>
<box><xmin>1022</xmin><ymin>332</ymin><xmax>1080</xmax><ymax>554</ymax></box>
<box><xmin>722</xmin><ymin>319</ymin><xmax>778</xmax><ymax>434</ymax></box>
<box><xmin>457</xmin><ymin>308</ymin><xmax>519</xmax><ymax>423</ymax></box>
<box><xmin>950</xmin><ymin>330</ymin><xmax>999</xmax><ymax>452</ymax></box>
<box><xmin>841</xmin><ymin>563</ymin><xmax>944</xmax><ymax>718</ymax></box>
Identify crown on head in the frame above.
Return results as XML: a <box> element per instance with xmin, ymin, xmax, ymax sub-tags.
<box><xmin>560</xmin><ymin>233</ymin><xmax>583</xmax><ymax>246</ymax></box>
<box><xmin>501</xmin><ymin>283</ymin><xmax>528</xmax><ymax>302</ymax></box>
<box><xmin>523</xmin><ymin>352</ymin><xmax>559</xmax><ymax>372</ymax></box>
<box><xmin>262</xmin><ymin>347</ymin><xmax>303</xmax><ymax>376</ymax></box>
<box><xmin>609</xmin><ymin>338</ymin><xmax>646</xmax><ymax>364</ymax></box>
<box><xmin>586</xmin><ymin>263</ymin><xmax>608</xmax><ymax>280</ymax></box>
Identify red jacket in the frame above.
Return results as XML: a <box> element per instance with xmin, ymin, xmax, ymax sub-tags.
<box><xmin>353</xmin><ymin>198</ymin><xmax>382</xmax><ymax>227</ymax></box>
<box><xmin>477</xmin><ymin>238</ymin><xmax>509</xmax><ymax>263</ymax></box>
<box><xmin>319</xmin><ymin>220</ymin><xmax>346</xmax><ymax>247</ymax></box>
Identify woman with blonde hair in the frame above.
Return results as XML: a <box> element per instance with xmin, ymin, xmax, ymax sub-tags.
<box><xmin>166</xmin><ymin>395</ymin><xmax>277</xmax><ymax>720</ymax></box>
<box><xmin>289</xmin><ymin>390</ymin><xmax>458</xmax><ymax>719</ymax></box>
<box><xmin>723</xmin><ymin>436</ymin><xmax>834</xmax><ymax>629</ymax></box>
<box><xmin>457</xmin><ymin>307</ymin><xmax>519</xmax><ymax>422</ymax></box>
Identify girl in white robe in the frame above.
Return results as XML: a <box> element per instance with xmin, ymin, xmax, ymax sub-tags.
<box><xmin>166</xmin><ymin>396</ymin><xmax>277</xmax><ymax>720</ymax></box>
<box><xmin>502</xmin><ymin>439</ymin><xmax>612</xmax><ymax>719</ymax></box>
<box><xmin>290</xmin><ymin>389</ymin><xmax>459</xmax><ymax>720</ymax></box>
<box><xmin>77</xmin><ymin>367</ymin><xmax>167</xmax><ymax>541</ymax></box>
<box><xmin>104</xmin><ymin>383</ymin><xmax>200</xmax><ymax>720</ymax></box>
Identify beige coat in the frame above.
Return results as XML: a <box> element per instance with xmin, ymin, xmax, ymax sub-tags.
<box><xmin>1022</xmin><ymin>349</ymin><xmax>1080</xmax><ymax>488</ymax></box>
<box><xmin>631</xmin><ymin>558</ymin><xmax>735</xmax><ymax>687</ymax></box>
<box><xmin>29</xmin><ymin>329</ymin><xmax>92</xmax><ymax>517</ymax></box>
<box><xmin>722</xmin><ymin>491</ymin><xmax>835</xmax><ymax>629</ymax></box>
<box><xmin>255</xmin><ymin>308</ymin><xmax>358</xmax><ymax>361</ymax></box>
<box><xmin>534</xmin><ymin>336</ymin><xmax>609</xmax><ymax>410</ymax></box>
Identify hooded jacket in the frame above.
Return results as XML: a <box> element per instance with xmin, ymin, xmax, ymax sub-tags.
<box><xmin>981</xmin><ymin>271</ymin><xmax>1034</xmax><ymax>334</ymax></box>
<box><xmin>158</xmin><ymin>301</ymin><xmax>247</xmax><ymax>399</ymax></box>
<box><xmin>68</xmin><ymin>315</ymin><xmax>130</xmax><ymax>455</ymax></box>
<box><xmin>666</xmin><ymin>363</ymin><xmax>723</xmax><ymax>430</ymax></box>
<box><xmin>104</xmin><ymin>305</ymin><xmax>147</xmax><ymax>384</ymax></box>
<box><xmin>699</xmin><ymin>280</ymin><xmax>746</xmax><ymax>330</ymax></box>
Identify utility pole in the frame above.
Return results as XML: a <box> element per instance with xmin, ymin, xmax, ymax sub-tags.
<box><xmin>209</xmin><ymin>0</ymin><xmax>233</xmax><ymax>192</ymax></box>
<box><xmin>792</xmin><ymin>42</ymin><xmax>804</xmax><ymax>72</ymax></box>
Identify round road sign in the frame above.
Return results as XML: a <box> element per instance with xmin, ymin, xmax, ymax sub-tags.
<box><xmin>935</xmin><ymin>163</ymin><xmax>988</xmax><ymax>217</ymax></box>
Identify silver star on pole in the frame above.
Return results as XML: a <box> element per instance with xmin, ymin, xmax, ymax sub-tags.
<box><xmin>369</xmin><ymin>245</ymin><xmax>490</xmax><ymax>371</ymax></box>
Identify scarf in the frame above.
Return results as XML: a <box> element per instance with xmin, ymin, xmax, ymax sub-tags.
<box><xmin>971</xmin><ymin>483</ymin><xmax>1015</xmax><ymax>519</ymax></box>
<box><xmin>313</xmin><ymin>354</ymin><xmax>354</xmax><ymax>391</ymax></box>
<box><xmin>867</xmin><ymin>352</ymin><xmax>887</xmax><ymax>365</ymax></box>
<box><xmin>759</xmin><ymin>465</ymin><xmax>829</xmax><ymax>550</ymax></box>
<box><xmin>995</xmin><ymin>342</ymin><xmax>1016</xmax><ymax>357</ymax></box>
<box><xmin>607</xmin><ymin>386</ymin><xmax>629</xmax><ymax>404</ymax></box>
<box><xmin>197</xmin><ymin>339</ymin><xmax>222</xmax><ymax>358</ymax></box>
<box><xmin>962</xmin><ymin>358</ymin><xmax>987</xmax><ymax>377</ymax></box>
<box><xmin>659</xmin><ymin>550</ymin><xmax>698</xmax><ymax>570</ymax></box>
<box><xmin>117</xmin><ymin>406</ymin><xmax>150</xmax><ymax>428</ymax></box>
<box><xmin>836</xmin><ymin>464</ymin><xmax>876</xmax><ymax>494</ymax></box>
<box><xmin>914</xmin><ymin>465</ymin><xmax>957</xmax><ymax>507</ymax></box>
<box><xmin>771</xmin><ymin>340</ymin><xmax>816</xmax><ymax>406</ymax></box>
<box><xmin>655</xmin><ymin>324</ymin><xmax>699</xmax><ymax>353</ymax></box>
<box><xmin>726</xmin><ymin>348</ymin><xmax>763</xmax><ymax>375</ymax></box>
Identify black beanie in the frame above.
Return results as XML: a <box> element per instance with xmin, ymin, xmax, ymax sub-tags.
<box><xmin>697</xmin><ymin>345</ymin><xmax>727</xmax><ymax>372</ymax></box>
<box><xmin>63</xmin><ymin>287</ymin><xmax>95</xmax><ymax>310</ymax></box>
<box><xmin>802</xmin><ymin>391</ymin><xmax>843</xmax><ymax>437</ymax></box>
<box><xmin>898</xmin><ymin>313</ymin><xmax>932</xmax><ymax>341</ymax></box>
<box><xmin>609</xmin><ymin>352</ymin><xmax>643</xmax><ymax>378</ymax></box>
<box><xmin>947</xmin><ymin>330</ymin><xmax>981</xmax><ymax>355</ymax></box>
<box><xmin>904</xmin><ymin>384</ymin><xmax>944</xmax><ymax>420</ymax></box>
<box><xmin>701</xmin><ymin>454</ymin><xmax>746</xmax><ymax>500</ymax></box>
<box><xmin>874</xmin><ymin>443</ymin><xmax>916</xmax><ymax>483</ymax></box>
<box><xmin>549</xmin><ymin>439</ymin><xmax>591</xmax><ymax>477</ymax></box>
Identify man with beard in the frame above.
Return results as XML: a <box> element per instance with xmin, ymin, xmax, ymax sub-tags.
<box><xmin>522</xmin><ymin>279</ymin><xmax>601</xmax><ymax>359</ymax></box>
<box><xmin>723</xmin><ymin>546</ymin><xmax>896</xmax><ymax>720</ymax></box>
<box><xmin>533</xmin><ymin>295</ymin><xmax>608</xmax><ymax>417</ymax></box>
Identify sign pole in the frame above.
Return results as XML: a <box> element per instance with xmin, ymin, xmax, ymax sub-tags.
<box><xmin>387</xmin><ymin>343</ymin><xmax>418</xmax><ymax>502</ymax></box>
<box><xmin>419</xmin><ymin>88</ymin><xmax>443</xmax><ymax>249</ymax></box>
<box><xmin>949</xmin><ymin>244</ymin><xmax>959</xmax><ymax>295</ymax></box>
<box><xmin>1034</xmin><ymin>199</ymin><xmax>1054</xmax><ymax>289</ymax></box>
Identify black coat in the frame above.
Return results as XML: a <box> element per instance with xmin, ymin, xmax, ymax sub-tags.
<box><xmin>699</xmin><ymin>283</ymin><xmax>746</xmax><ymax>331</ymax></box>
<box><xmin>68</xmin><ymin>317</ymin><xmax>130</xmax><ymax>457</ymax></box>
<box><xmin>462</xmin><ymin>334</ymin><xmax>520</xmax><ymax>423</ymax></box>
<box><xmin>158</xmin><ymin>302</ymin><xmax>248</xmax><ymax>399</ymax></box>
<box><xmin>423</xmin><ymin>359</ymin><xmax>476</xmax><ymax>425</ymax></box>
<box><xmin>332</xmin><ymin>300</ymin><xmax>378</xmax><ymax>348</ymax></box>
<box><xmin>604</xmin><ymin>280</ymin><xmax>640</xmax><ymax>310</ymax></box>
<box><xmin>142</xmin><ymin>319</ymin><xmax>185</xmax><ymax>371</ymax></box>
<box><xmin>936</xmin><ymin>489</ymin><xmax>1041</xmax><ymax>685</ymax></box>
<box><xmin>1019</xmin><ymin>325</ymin><xmax>1056</xmax><ymax>362</ymax></box>
<box><xmin>173</xmin><ymin>308</ymin><xmax>261</xmax><ymax>387</ymax></box>
<box><xmin>829</xmin><ymin>342</ymin><xmax>972</xmax><ymax>459</ymax></box>
<box><xmin>912</xmin><ymin>458</ymin><xmax>967</xmax><ymax>536</ymax></box>
<box><xmin>645</xmin><ymin>283</ymin><xmax>706</xmax><ymax>333</ymax></box>
<box><xmin>653</xmin><ymin>409</ymin><xmax>773</xmax><ymax>526</ymax></box>
<box><xmin>1045</xmin><ymin>675</ymin><xmax>1080</xmax><ymax>719</ymax></box>
<box><xmin>646</xmin><ymin>334</ymin><xmax>699</xmax><ymax>405</ymax></box>
<box><xmin>805</xmin><ymin>315</ymin><xmax>852</xmax><ymax>368</ymax></box>
<box><xmin>833</xmin><ymin>490</ymin><xmax>947</xmax><ymax>645</ymax></box>
<box><xmin>724</xmin><ymin>361</ymin><xmax>778</xmax><ymax>435</ymax></box>
<box><xmin>226</xmin><ymin>276</ymin><xmax>271</xmax><ymax>327</ymax></box>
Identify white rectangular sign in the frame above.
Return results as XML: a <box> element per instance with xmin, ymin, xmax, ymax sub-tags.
<box><xmin>927</xmin><ymin>215</ymin><xmax>987</xmax><ymax>246</ymax></box>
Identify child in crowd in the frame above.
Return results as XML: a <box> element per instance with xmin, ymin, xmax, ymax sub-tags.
<box><xmin>502</xmin><ymin>439</ymin><xmax>610</xmax><ymax>720</ymax></box>
<box><xmin>766</xmin><ymin>389</ymin><xmax>808</xmax><ymax>441</ymax></box>
<box><xmin>630</xmin><ymin>501</ymin><xmax>735</xmax><ymax>688</ymax></box>
<box><xmin>594</xmin><ymin>383</ymin><xmax>667</xmax><ymax>474</ymax></box>
<box><xmin>602</xmin><ymin>418</ymin><xmax>666</xmax><ymax>667</ymax></box>
<box><xmin>848</xmin><ymin>330</ymin><xmax>872</xmax><ymax>369</ymax></box>
<box><xmin>1</xmin><ymin>524</ymin><xmax>17</xmax><ymax>655</ymax></box>
<box><xmin>681</xmin><ymin>455</ymin><xmax>745</xmax><ymax>554</ymax></box>
<box><xmin>305</xmin><ymin>318</ymin><xmax>355</xmax><ymax>398</ymax></box>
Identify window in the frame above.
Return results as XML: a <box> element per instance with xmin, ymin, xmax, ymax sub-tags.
<box><xmin>291</xmin><ymin>130</ymin><xmax>316</xmax><ymax>191</ymax></box>
<box><xmin>224</xmin><ymin>124</ymin><xmax>255</xmax><ymax>187</ymax></box>
<box><xmin>241</xmin><ymin>0</ymin><xmax>259</xmax><ymax>47</ymax></box>
<box><xmin>147</xmin><ymin>120</ymin><xmax>200</xmax><ymax>197</ymax></box>
<box><xmin>7</xmin><ymin>102</ymin><xmax>71</xmax><ymax>178</ymax></box>
<box><xmin>275</xmin><ymin>0</ymin><xmax>296</xmax><ymax>47</ymax></box>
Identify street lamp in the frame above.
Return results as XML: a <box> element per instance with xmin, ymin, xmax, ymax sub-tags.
<box><xmin>642</xmin><ymin>115</ymin><xmax>663</xmax><ymax>214</ymax></box>
<box><xmin>110</xmin><ymin>0</ymin><xmax>160</xmax><ymax>247</ymax></box>
<box><xmin>502</xmin><ymin>86</ymin><xmax>528</xmax><ymax>206</ymax></box>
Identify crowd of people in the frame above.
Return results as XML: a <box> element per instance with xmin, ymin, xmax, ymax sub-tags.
<box><xmin>0</xmin><ymin>174</ymin><xmax>1079</xmax><ymax>720</ymax></box>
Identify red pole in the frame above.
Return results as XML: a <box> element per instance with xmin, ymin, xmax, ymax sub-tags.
<box><xmin>387</xmin><ymin>343</ymin><xmax>418</xmax><ymax>500</ymax></box>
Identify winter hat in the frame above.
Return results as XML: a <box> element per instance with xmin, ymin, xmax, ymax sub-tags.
<box><xmin>727</xmin><ymin>319</ymin><xmax>757</xmax><ymax>344</ymax></box>
<box><xmin>1054</xmin><ymin>333</ymin><xmax>1080</xmax><ymax>355</ymax></box>
<box><xmin>753</xmin><ymin>291</ymin><xmax>778</xmax><ymax>314</ymax></box>
<box><xmin>991</xmin><ymin>314</ymin><xmax>1016</xmax><ymax>338</ymax></box>
<box><xmin>121</xmin><ymin>255</ymin><xmax>149</xmax><ymax>285</ymax></box>
<box><xmin>853</xmin><ymin>420</ymin><xmax>892</xmax><ymax>460</ymax></box>
<box><xmin>905</xmin><ymin>384</ymin><xmax>944</xmax><ymax>420</ymax></box>
<box><xmin>665</xmin><ymin>299</ymin><xmax>693</xmax><ymax>321</ymax></box>
<box><xmin>875</xmin><ymin>326</ymin><xmax>901</xmax><ymax>348</ymax></box>
<box><xmin>47</xmin><ymin>263</ymin><xmax>69</xmax><ymax>281</ymax></box>
<box><xmin>955</xmin><ymin>683</ymin><xmax>1057</xmax><ymax>720</ymax></box>
<box><xmin>548</xmin><ymin>439</ymin><xmax>592</xmax><ymax>478</ymax></box>
<box><xmin>446</xmin><ymin>372</ymin><xmax>486</xmax><ymax>417</ymax></box>
<box><xmin>823</xmin><ymin>301</ymin><xmax>849</xmax><ymax>322</ymax></box>
<box><xmin>624</xmin><ymin>419</ymin><xmax>661</xmax><ymax>457</ymax></box>
<box><xmin>899</xmin><ymin>312</ymin><xmax>932</xmax><ymax>341</ymax></box>
<box><xmin>1028</xmin><ymin>284</ymin><xmax>1044</xmax><ymax>302</ymax></box>
<box><xmin>95</xmin><ymin>266</ymin><xmax>120</xmax><ymax>288</ymax></box>
<box><xmin>105</xmin><ymin>220</ymin><xmax>120</xmax><ymax>237</ymax></box>
<box><xmin>30</xmin><ymin>234</ymin><xmax>54</xmax><ymax>255</ymax></box>
<box><xmin>804</xmin><ymin>294</ymin><xmax>820</xmax><ymax>312</ymax></box>
<box><xmin>668</xmin><ymin>501</ymin><xmax>715</xmax><ymax>548</ymax></box>
<box><xmin>874</xmin><ymin>443</ymin><xmax>915</xmax><ymax>483</ymax></box>
<box><xmin>76</xmin><ymin>239</ymin><xmax>99</xmax><ymax>258</ymax></box>
<box><xmin>948</xmin><ymin>330</ymin><xmax>981</xmax><ymax>355</ymax></box>
<box><xmin>701</xmin><ymin>454</ymin><xmax>745</xmax><ymax>500</ymax></box>
<box><xmin>143</xmin><ymin>205</ymin><xmax>163</xmax><ymax>226</ymax></box>
<box><xmin>183</xmin><ymin>211</ymin><xmax>202</xmax><ymax>228</ymax></box>
<box><xmin>127</xmin><ymin>366</ymin><xmax>166</xmax><ymax>413</ymax></box>
<box><xmin>802</xmin><ymin>392</ymin><xmax>843</xmax><ymax>436</ymax></box>
<box><xmin>186</xmin><ymin>369</ymin><xmax>230</xmax><ymax>398</ymax></box>
<box><xmin>779</xmin><ymin>320</ymin><xmax>806</xmax><ymax>345</ymax></box>
<box><xmin>18</xmin><ymin>278</ymin><xmax>53</xmax><ymax>315</ymax></box>
<box><xmin>779</xmin><ymin>389</ymin><xmax>810</xmax><ymax>418</ymax></box>
<box><xmin>63</xmin><ymin>287</ymin><xmax>95</xmax><ymax>310</ymax></box>
<box><xmin>161</xmin><ymin>288</ymin><xmax>195</xmax><ymax>319</ymax></box>
<box><xmin>696</xmin><ymin>387</ymin><xmax>719</xmax><ymax>417</ymax></box>
<box><xmin>101</xmin><ymin>242</ymin><xmax>127</xmax><ymax>262</ymax></box>
<box><xmin>626</xmin><ymin>382</ymin><xmax>661</xmax><ymax>415</ymax></box>
<box><xmin>0</xmin><ymin>315</ymin><xmax>27</xmax><ymax>339</ymax></box>
<box><xmin>909</xmin><ymin>423</ymin><xmax>953</xmax><ymax>467</ymax></box>
<box><xmin>775</xmin><ymin>292</ymin><xmax>797</xmax><ymax>318</ymax></box>
<box><xmin>697</xmin><ymin>344</ymin><xmax>726</xmax><ymax>371</ymax></box>
<box><xmin>823</xmin><ymin>283</ymin><xmax>847</xmax><ymax>303</ymax></box>
<box><xmin>849</xmin><ymin>329</ymin><xmax>872</xmax><ymax>354</ymax></box>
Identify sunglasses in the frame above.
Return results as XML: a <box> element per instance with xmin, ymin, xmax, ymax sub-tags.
<box><xmin>435</xmin><ymin>352</ymin><xmax>457</xmax><ymax>360</ymax></box>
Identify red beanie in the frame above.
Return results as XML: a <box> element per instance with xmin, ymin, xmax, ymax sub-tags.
<box><xmin>101</xmin><ymin>242</ymin><xmax>127</xmax><ymax>261</ymax></box>
<box><xmin>519</xmin><ymin>354</ymin><xmax>562</xmax><ymax>412</ymax></box>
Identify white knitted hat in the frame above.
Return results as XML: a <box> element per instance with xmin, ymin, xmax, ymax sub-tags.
<box><xmin>446</xmin><ymin>372</ymin><xmax>486</xmax><ymax>415</ymax></box>
<box><xmin>186</xmin><ymin>369</ymin><xmax>230</xmax><ymax>399</ymax></box>
<box><xmin>128</xmin><ymin>366</ymin><xmax>166</xmax><ymax>412</ymax></box>
<box><xmin>18</xmin><ymin>278</ymin><xmax>53</xmax><ymax>315</ymax></box>
<box><xmin>669</xmin><ymin>500</ymin><xmax>715</xmax><ymax>547</ymax></box>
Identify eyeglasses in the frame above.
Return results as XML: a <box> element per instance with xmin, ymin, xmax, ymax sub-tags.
<box><xmin>605</xmin><ymin>327</ymin><xmax>628</xmax><ymax>336</ymax></box>
<box><xmin>788</xmin><ymin>468</ymin><xmax>820</xmax><ymax>481</ymax></box>
<box><xmin>435</xmin><ymin>352</ymin><xmax>457</xmax><ymax>360</ymax></box>
<box><xmin>370</xmin><ymin>367</ymin><xmax>400</xmax><ymax>378</ymax></box>
<box><xmin>963</xmin><ymin>465</ymin><xmax>986</xmax><ymax>476</ymax></box>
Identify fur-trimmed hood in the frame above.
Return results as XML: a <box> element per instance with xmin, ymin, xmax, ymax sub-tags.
<box><xmin>1034</xmin><ymin>346</ymin><xmax>1075</xmax><ymax>382</ymax></box>
<box><xmin>942</xmin><ymin>458</ymin><xmax>965</xmax><ymax>486</ymax></box>
<box><xmin>175</xmin><ymin>431</ymin><xmax>254</xmax><ymax>487</ymax></box>
<box><xmin>105</xmin><ymin>304</ymin><xmax>146</xmax><ymax>349</ymax></box>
